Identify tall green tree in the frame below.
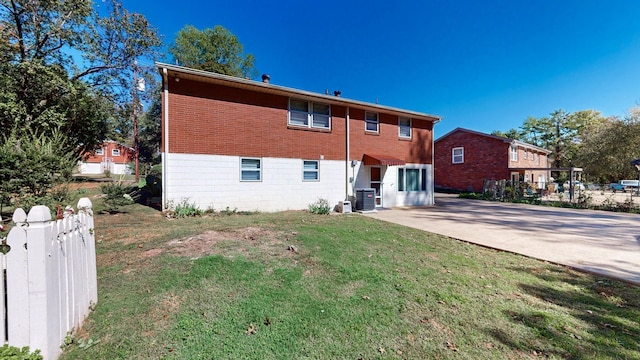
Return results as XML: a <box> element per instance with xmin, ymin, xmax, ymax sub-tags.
<box><xmin>0</xmin><ymin>0</ymin><xmax>161</xmax><ymax>155</ymax></box>
<box><xmin>491</xmin><ymin>128</ymin><xmax>522</xmax><ymax>140</ymax></box>
<box><xmin>169</xmin><ymin>25</ymin><xmax>257</xmax><ymax>78</ymax></box>
<box><xmin>577</xmin><ymin>108</ymin><xmax>640</xmax><ymax>183</ymax></box>
<box><xmin>518</xmin><ymin>109</ymin><xmax>605</xmax><ymax>168</ymax></box>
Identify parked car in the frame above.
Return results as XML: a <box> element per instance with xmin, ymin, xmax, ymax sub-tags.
<box><xmin>563</xmin><ymin>181</ymin><xmax>585</xmax><ymax>191</ymax></box>
<box><xmin>609</xmin><ymin>183</ymin><xmax>626</xmax><ymax>192</ymax></box>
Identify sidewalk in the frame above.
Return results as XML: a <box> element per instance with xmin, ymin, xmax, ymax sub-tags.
<box><xmin>363</xmin><ymin>194</ymin><xmax>640</xmax><ymax>285</ymax></box>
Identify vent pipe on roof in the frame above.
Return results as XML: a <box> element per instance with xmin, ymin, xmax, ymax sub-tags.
<box><xmin>334</xmin><ymin>90</ymin><xmax>341</xmax><ymax>97</ymax></box>
<box><xmin>261</xmin><ymin>74</ymin><xmax>270</xmax><ymax>83</ymax></box>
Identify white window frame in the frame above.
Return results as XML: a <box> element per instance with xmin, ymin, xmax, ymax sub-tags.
<box><xmin>452</xmin><ymin>147</ymin><xmax>464</xmax><ymax>164</ymax></box>
<box><xmin>240</xmin><ymin>157</ymin><xmax>262</xmax><ymax>182</ymax></box>
<box><xmin>302</xmin><ymin>160</ymin><xmax>319</xmax><ymax>181</ymax></box>
<box><xmin>510</xmin><ymin>145</ymin><xmax>518</xmax><ymax>161</ymax></box>
<box><xmin>111</xmin><ymin>148</ymin><xmax>120</xmax><ymax>157</ymax></box>
<box><xmin>397</xmin><ymin>168</ymin><xmax>428</xmax><ymax>192</ymax></box>
<box><xmin>95</xmin><ymin>148</ymin><xmax>104</xmax><ymax>156</ymax></box>
<box><xmin>288</xmin><ymin>98</ymin><xmax>331</xmax><ymax>130</ymax></box>
<box><xmin>365</xmin><ymin>111</ymin><xmax>379</xmax><ymax>133</ymax></box>
<box><xmin>524</xmin><ymin>149</ymin><xmax>528</xmax><ymax>159</ymax></box>
<box><xmin>398</xmin><ymin>117</ymin><xmax>411</xmax><ymax>139</ymax></box>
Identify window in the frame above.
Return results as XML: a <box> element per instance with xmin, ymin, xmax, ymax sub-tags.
<box><xmin>303</xmin><ymin>160</ymin><xmax>319</xmax><ymax>181</ymax></box>
<box><xmin>524</xmin><ymin>150</ymin><xmax>528</xmax><ymax>159</ymax></box>
<box><xmin>398</xmin><ymin>168</ymin><xmax>428</xmax><ymax>192</ymax></box>
<box><xmin>365</xmin><ymin>112</ymin><xmax>379</xmax><ymax>133</ymax></box>
<box><xmin>510</xmin><ymin>145</ymin><xmax>518</xmax><ymax>161</ymax></box>
<box><xmin>112</xmin><ymin>149</ymin><xmax>120</xmax><ymax>156</ymax></box>
<box><xmin>288</xmin><ymin>99</ymin><xmax>331</xmax><ymax>129</ymax></box>
<box><xmin>398</xmin><ymin>117</ymin><xmax>411</xmax><ymax>138</ymax></box>
<box><xmin>95</xmin><ymin>148</ymin><xmax>103</xmax><ymax>156</ymax></box>
<box><xmin>452</xmin><ymin>147</ymin><xmax>464</xmax><ymax>164</ymax></box>
<box><xmin>240</xmin><ymin>158</ymin><xmax>261</xmax><ymax>181</ymax></box>
<box><xmin>537</xmin><ymin>153</ymin><xmax>541</xmax><ymax>165</ymax></box>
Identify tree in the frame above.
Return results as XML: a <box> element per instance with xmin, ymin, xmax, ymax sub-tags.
<box><xmin>491</xmin><ymin>128</ymin><xmax>522</xmax><ymax>140</ymax></box>
<box><xmin>0</xmin><ymin>0</ymin><xmax>161</xmax><ymax>155</ymax></box>
<box><xmin>577</xmin><ymin>108</ymin><xmax>640</xmax><ymax>183</ymax></box>
<box><xmin>169</xmin><ymin>25</ymin><xmax>257</xmax><ymax>78</ymax></box>
<box><xmin>0</xmin><ymin>0</ymin><xmax>161</xmax><ymax>205</ymax></box>
<box><xmin>519</xmin><ymin>109</ymin><xmax>606</xmax><ymax>168</ymax></box>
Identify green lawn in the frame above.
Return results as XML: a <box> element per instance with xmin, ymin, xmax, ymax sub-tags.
<box><xmin>59</xmin><ymin>198</ymin><xmax>640</xmax><ymax>359</ymax></box>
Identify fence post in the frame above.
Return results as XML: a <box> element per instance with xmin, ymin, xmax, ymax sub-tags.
<box><xmin>6</xmin><ymin>208</ymin><xmax>29</xmax><ymax>347</ymax></box>
<box><xmin>24</xmin><ymin>205</ymin><xmax>60</xmax><ymax>360</ymax></box>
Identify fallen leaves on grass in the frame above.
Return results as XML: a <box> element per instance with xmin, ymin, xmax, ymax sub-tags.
<box><xmin>246</xmin><ymin>323</ymin><xmax>257</xmax><ymax>335</ymax></box>
<box><xmin>446</xmin><ymin>341</ymin><xmax>459</xmax><ymax>351</ymax></box>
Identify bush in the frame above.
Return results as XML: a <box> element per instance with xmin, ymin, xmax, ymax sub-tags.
<box><xmin>0</xmin><ymin>345</ymin><xmax>42</xmax><ymax>359</ymax></box>
<box><xmin>173</xmin><ymin>199</ymin><xmax>203</xmax><ymax>218</ymax></box>
<box><xmin>308</xmin><ymin>198</ymin><xmax>331</xmax><ymax>215</ymax></box>
<box><xmin>100</xmin><ymin>182</ymin><xmax>137</xmax><ymax>213</ymax></box>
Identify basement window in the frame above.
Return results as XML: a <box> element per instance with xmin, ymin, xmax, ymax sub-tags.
<box><xmin>240</xmin><ymin>158</ymin><xmax>261</xmax><ymax>181</ymax></box>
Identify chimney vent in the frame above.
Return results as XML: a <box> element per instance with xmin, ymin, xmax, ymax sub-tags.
<box><xmin>261</xmin><ymin>74</ymin><xmax>270</xmax><ymax>83</ymax></box>
<box><xmin>334</xmin><ymin>90</ymin><xmax>341</xmax><ymax>97</ymax></box>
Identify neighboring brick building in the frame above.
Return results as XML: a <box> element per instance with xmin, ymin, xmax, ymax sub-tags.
<box><xmin>156</xmin><ymin>63</ymin><xmax>441</xmax><ymax>212</ymax></box>
<box><xmin>78</xmin><ymin>141</ymin><xmax>134</xmax><ymax>175</ymax></box>
<box><xmin>434</xmin><ymin>128</ymin><xmax>551</xmax><ymax>192</ymax></box>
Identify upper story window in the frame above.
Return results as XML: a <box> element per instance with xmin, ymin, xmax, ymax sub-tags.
<box><xmin>398</xmin><ymin>117</ymin><xmax>411</xmax><ymax>139</ymax></box>
<box><xmin>289</xmin><ymin>99</ymin><xmax>331</xmax><ymax>130</ymax></box>
<box><xmin>112</xmin><ymin>148</ymin><xmax>120</xmax><ymax>156</ymax></box>
<box><xmin>240</xmin><ymin>158</ymin><xmax>261</xmax><ymax>181</ymax></box>
<box><xmin>365</xmin><ymin>112</ymin><xmax>379</xmax><ymax>133</ymax></box>
<box><xmin>452</xmin><ymin>147</ymin><xmax>464</xmax><ymax>164</ymax></box>
<box><xmin>510</xmin><ymin>145</ymin><xmax>518</xmax><ymax>161</ymax></box>
<box><xmin>524</xmin><ymin>150</ymin><xmax>528</xmax><ymax>159</ymax></box>
<box><xmin>95</xmin><ymin>148</ymin><xmax>104</xmax><ymax>156</ymax></box>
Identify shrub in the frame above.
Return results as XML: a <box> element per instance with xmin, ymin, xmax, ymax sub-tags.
<box><xmin>308</xmin><ymin>198</ymin><xmax>331</xmax><ymax>215</ymax></box>
<box><xmin>173</xmin><ymin>199</ymin><xmax>203</xmax><ymax>218</ymax></box>
<box><xmin>0</xmin><ymin>344</ymin><xmax>42</xmax><ymax>360</ymax></box>
<box><xmin>100</xmin><ymin>182</ymin><xmax>137</xmax><ymax>213</ymax></box>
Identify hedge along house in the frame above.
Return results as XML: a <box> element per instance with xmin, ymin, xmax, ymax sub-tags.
<box><xmin>434</xmin><ymin>128</ymin><xmax>552</xmax><ymax>193</ymax></box>
<box><xmin>157</xmin><ymin>63</ymin><xmax>441</xmax><ymax>212</ymax></box>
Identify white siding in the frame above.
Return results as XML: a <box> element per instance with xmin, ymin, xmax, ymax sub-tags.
<box><xmin>78</xmin><ymin>162</ymin><xmax>102</xmax><ymax>175</ymax></box>
<box><xmin>165</xmin><ymin>153</ymin><xmax>347</xmax><ymax>212</ymax></box>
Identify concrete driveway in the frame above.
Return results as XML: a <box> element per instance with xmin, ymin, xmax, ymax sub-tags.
<box><xmin>364</xmin><ymin>194</ymin><xmax>640</xmax><ymax>285</ymax></box>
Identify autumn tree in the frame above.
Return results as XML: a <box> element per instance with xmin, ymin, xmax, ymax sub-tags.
<box><xmin>169</xmin><ymin>25</ymin><xmax>257</xmax><ymax>78</ymax></box>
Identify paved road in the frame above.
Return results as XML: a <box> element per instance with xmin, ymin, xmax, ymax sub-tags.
<box><xmin>364</xmin><ymin>194</ymin><xmax>640</xmax><ymax>285</ymax></box>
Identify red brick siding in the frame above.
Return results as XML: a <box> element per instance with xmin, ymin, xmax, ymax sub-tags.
<box><xmin>167</xmin><ymin>79</ymin><xmax>345</xmax><ymax>160</ymax></box>
<box><xmin>435</xmin><ymin>132</ymin><xmax>509</xmax><ymax>192</ymax></box>
<box><xmin>435</xmin><ymin>131</ymin><xmax>549</xmax><ymax>192</ymax></box>
<box><xmin>165</xmin><ymin>78</ymin><xmax>434</xmax><ymax>164</ymax></box>
<box><xmin>349</xmin><ymin>108</ymin><xmax>433</xmax><ymax>164</ymax></box>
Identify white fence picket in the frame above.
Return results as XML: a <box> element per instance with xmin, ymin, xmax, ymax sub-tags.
<box><xmin>1</xmin><ymin>198</ymin><xmax>97</xmax><ymax>360</ymax></box>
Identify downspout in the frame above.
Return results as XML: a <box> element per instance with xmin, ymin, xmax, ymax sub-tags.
<box><xmin>162</xmin><ymin>68</ymin><xmax>169</xmax><ymax>209</ymax></box>
<box><xmin>345</xmin><ymin>106</ymin><xmax>350</xmax><ymax>200</ymax></box>
<box><xmin>431</xmin><ymin>123</ymin><xmax>435</xmax><ymax>205</ymax></box>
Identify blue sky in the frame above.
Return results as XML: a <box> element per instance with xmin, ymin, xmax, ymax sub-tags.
<box><xmin>123</xmin><ymin>0</ymin><xmax>640</xmax><ymax>137</ymax></box>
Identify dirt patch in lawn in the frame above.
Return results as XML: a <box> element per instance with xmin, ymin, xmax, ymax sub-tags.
<box><xmin>165</xmin><ymin>227</ymin><xmax>299</xmax><ymax>260</ymax></box>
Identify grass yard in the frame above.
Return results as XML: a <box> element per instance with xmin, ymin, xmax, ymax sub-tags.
<box><xmin>58</xmin><ymin>194</ymin><xmax>640</xmax><ymax>359</ymax></box>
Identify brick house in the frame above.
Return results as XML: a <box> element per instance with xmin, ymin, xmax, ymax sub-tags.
<box><xmin>156</xmin><ymin>63</ymin><xmax>441</xmax><ymax>212</ymax></box>
<box><xmin>434</xmin><ymin>128</ymin><xmax>551</xmax><ymax>192</ymax></box>
<box><xmin>78</xmin><ymin>140</ymin><xmax>134</xmax><ymax>175</ymax></box>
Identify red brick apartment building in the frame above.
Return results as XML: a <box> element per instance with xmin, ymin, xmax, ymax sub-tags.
<box><xmin>156</xmin><ymin>63</ymin><xmax>441</xmax><ymax>212</ymax></box>
<box><xmin>78</xmin><ymin>140</ymin><xmax>134</xmax><ymax>175</ymax></box>
<box><xmin>434</xmin><ymin>128</ymin><xmax>551</xmax><ymax>193</ymax></box>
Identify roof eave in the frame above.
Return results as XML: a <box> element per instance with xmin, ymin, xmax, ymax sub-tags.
<box><xmin>156</xmin><ymin>62</ymin><xmax>441</xmax><ymax>122</ymax></box>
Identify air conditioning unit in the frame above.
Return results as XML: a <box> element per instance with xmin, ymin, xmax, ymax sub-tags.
<box><xmin>355</xmin><ymin>188</ymin><xmax>376</xmax><ymax>211</ymax></box>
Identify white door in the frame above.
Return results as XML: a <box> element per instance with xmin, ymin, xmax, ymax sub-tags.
<box><xmin>370</xmin><ymin>167</ymin><xmax>382</xmax><ymax>207</ymax></box>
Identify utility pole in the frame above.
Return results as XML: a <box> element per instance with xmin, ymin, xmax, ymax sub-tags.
<box><xmin>133</xmin><ymin>60</ymin><xmax>140</xmax><ymax>183</ymax></box>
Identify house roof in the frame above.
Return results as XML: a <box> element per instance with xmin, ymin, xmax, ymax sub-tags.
<box><xmin>156</xmin><ymin>62</ymin><xmax>441</xmax><ymax>123</ymax></box>
<box><xmin>435</xmin><ymin>127</ymin><xmax>551</xmax><ymax>154</ymax></box>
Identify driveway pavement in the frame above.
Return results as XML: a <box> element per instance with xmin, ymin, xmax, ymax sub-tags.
<box><xmin>364</xmin><ymin>194</ymin><xmax>640</xmax><ymax>285</ymax></box>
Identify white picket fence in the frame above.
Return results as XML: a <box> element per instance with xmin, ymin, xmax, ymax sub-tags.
<box><xmin>1</xmin><ymin>198</ymin><xmax>98</xmax><ymax>360</ymax></box>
